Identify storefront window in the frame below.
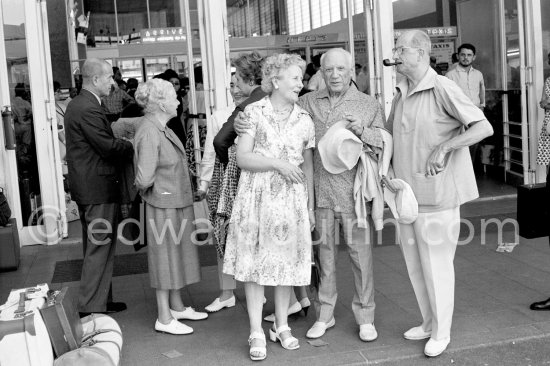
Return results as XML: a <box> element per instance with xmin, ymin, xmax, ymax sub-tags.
<box><xmin>149</xmin><ymin>0</ymin><xmax>182</xmax><ymax>29</ymax></box>
<box><xmin>2</xmin><ymin>0</ymin><xmax>42</xmax><ymax>226</ymax></box>
<box><xmin>83</xmin><ymin>0</ymin><xmax>119</xmax><ymax>47</ymax></box>
<box><xmin>113</xmin><ymin>0</ymin><xmax>149</xmax><ymax>44</ymax></box>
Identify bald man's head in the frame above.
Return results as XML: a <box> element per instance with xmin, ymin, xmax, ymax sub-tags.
<box><xmin>81</xmin><ymin>58</ymin><xmax>114</xmax><ymax>98</ymax></box>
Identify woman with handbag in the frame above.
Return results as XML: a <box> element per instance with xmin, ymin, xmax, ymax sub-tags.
<box><xmin>134</xmin><ymin>79</ymin><xmax>208</xmax><ymax>335</ymax></box>
<box><xmin>222</xmin><ymin>53</ymin><xmax>315</xmax><ymax>361</ymax></box>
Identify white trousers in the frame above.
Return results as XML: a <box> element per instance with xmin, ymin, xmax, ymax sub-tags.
<box><xmin>398</xmin><ymin>207</ymin><xmax>460</xmax><ymax>340</ymax></box>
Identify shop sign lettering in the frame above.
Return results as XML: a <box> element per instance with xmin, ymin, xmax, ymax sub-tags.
<box><xmin>140</xmin><ymin>28</ymin><xmax>186</xmax><ymax>43</ymax></box>
<box><xmin>394</xmin><ymin>26</ymin><xmax>457</xmax><ymax>38</ymax></box>
<box><xmin>286</xmin><ymin>34</ymin><xmax>329</xmax><ymax>44</ymax></box>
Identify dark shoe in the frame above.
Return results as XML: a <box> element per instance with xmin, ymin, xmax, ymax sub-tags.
<box><xmin>105</xmin><ymin>302</ymin><xmax>127</xmax><ymax>314</ymax></box>
<box><xmin>530</xmin><ymin>297</ymin><xmax>550</xmax><ymax>311</ymax></box>
<box><xmin>78</xmin><ymin>302</ymin><xmax>126</xmax><ymax>318</ymax></box>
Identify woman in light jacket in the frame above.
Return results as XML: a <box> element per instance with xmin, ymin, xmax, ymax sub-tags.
<box><xmin>134</xmin><ymin>79</ymin><xmax>208</xmax><ymax>335</ymax></box>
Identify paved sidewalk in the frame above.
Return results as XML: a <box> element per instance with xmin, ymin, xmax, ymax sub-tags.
<box><xmin>1</xmin><ymin>197</ymin><xmax>550</xmax><ymax>365</ymax></box>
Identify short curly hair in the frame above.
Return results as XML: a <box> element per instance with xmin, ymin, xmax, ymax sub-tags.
<box><xmin>261</xmin><ymin>53</ymin><xmax>306</xmax><ymax>94</ymax></box>
<box><xmin>233</xmin><ymin>51</ymin><xmax>263</xmax><ymax>86</ymax></box>
<box><xmin>134</xmin><ymin>78</ymin><xmax>175</xmax><ymax>114</ymax></box>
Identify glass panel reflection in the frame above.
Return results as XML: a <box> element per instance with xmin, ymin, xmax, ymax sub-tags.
<box><xmin>2</xmin><ymin>0</ymin><xmax>42</xmax><ymax>226</ymax></box>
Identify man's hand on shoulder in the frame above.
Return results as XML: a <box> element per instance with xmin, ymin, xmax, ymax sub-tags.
<box><xmin>234</xmin><ymin>111</ymin><xmax>251</xmax><ymax>136</ymax></box>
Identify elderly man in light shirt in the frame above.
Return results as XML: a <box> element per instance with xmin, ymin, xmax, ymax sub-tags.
<box><xmin>386</xmin><ymin>31</ymin><xmax>493</xmax><ymax>357</ymax></box>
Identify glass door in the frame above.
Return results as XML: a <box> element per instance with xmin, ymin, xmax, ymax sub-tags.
<box><xmin>0</xmin><ymin>0</ymin><xmax>65</xmax><ymax>245</ymax></box>
<box><xmin>118</xmin><ymin>58</ymin><xmax>143</xmax><ymax>82</ymax></box>
<box><xmin>144</xmin><ymin>56</ymin><xmax>171</xmax><ymax>80</ymax></box>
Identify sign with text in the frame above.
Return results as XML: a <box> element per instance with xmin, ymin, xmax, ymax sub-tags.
<box><xmin>140</xmin><ymin>28</ymin><xmax>187</xmax><ymax>43</ymax></box>
<box><xmin>394</xmin><ymin>27</ymin><xmax>457</xmax><ymax>39</ymax></box>
<box><xmin>431</xmin><ymin>41</ymin><xmax>455</xmax><ymax>64</ymax></box>
<box><xmin>286</xmin><ymin>33</ymin><xmax>338</xmax><ymax>44</ymax></box>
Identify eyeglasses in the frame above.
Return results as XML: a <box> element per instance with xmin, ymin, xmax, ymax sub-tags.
<box><xmin>392</xmin><ymin>46</ymin><xmax>420</xmax><ymax>56</ymax></box>
<box><xmin>322</xmin><ymin>66</ymin><xmax>348</xmax><ymax>75</ymax></box>
<box><xmin>171</xmin><ymin>81</ymin><xmax>180</xmax><ymax>85</ymax></box>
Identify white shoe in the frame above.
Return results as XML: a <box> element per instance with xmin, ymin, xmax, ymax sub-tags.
<box><xmin>154</xmin><ymin>319</ymin><xmax>193</xmax><ymax>335</ymax></box>
<box><xmin>269</xmin><ymin>324</ymin><xmax>299</xmax><ymax>350</ymax></box>
<box><xmin>170</xmin><ymin>307</ymin><xmax>208</xmax><ymax>321</ymax></box>
<box><xmin>306</xmin><ymin>318</ymin><xmax>336</xmax><ymax>339</ymax></box>
<box><xmin>403</xmin><ymin>325</ymin><xmax>431</xmax><ymax>340</ymax></box>
<box><xmin>205</xmin><ymin>296</ymin><xmax>236</xmax><ymax>312</ymax></box>
<box><xmin>424</xmin><ymin>337</ymin><xmax>450</xmax><ymax>357</ymax></box>
<box><xmin>263</xmin><ymin>301</ymin><xmax>303</xmax><ymax>322</ymax></box>
<box><xmin>359</xmin><ymin>323</ymin><xmax>378</xmax><ymax>342</ymax></box>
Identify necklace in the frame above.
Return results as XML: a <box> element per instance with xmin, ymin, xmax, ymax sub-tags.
<box><xmin>273</xmin><ymin>105</ymin><xmax>292</xmax><ymax>116</ymax></box>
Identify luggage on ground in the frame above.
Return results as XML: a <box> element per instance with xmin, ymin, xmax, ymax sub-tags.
<box><xmin>53</xmin><ymin>314</ymin><xmax>122</xmax><ymax>366</ymax></box>
<box><xmin>0</xmin><ymin>284</ymin><xmax>54</xmax><ymax>366</ymax></box>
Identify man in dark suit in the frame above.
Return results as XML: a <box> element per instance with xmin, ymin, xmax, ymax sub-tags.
<box><xmin>65</xmin><ymin>58</ymin><xmax>134</xmax><ymax>317</ymax></box>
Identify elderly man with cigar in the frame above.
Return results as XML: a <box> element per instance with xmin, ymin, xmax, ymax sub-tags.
<box><xmin>384</xmin><ymin>30</ymin><xmax>493</xmax><ymax>357</ymax></box>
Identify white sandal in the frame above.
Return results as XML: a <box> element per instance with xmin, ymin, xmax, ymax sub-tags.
<box><xmin>248</xmin><ymin>331</ymin><xmax>267</xmax><ymax>361</ymax></box>
<box><xmin>269</xmin><ymin>324</ymin><xmax>299</xmax><ymax>350</ymax></box>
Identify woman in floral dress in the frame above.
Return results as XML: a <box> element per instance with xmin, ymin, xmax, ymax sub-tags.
<box><xmin>223</xmin><ymin>54</ymin><xmax>315</xmax><ymax>361</ymax></box>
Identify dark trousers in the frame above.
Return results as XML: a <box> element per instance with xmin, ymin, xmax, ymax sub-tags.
<box><xmin>77</xmin><ymin>203</ymin><xmax>120</xmax><ymax>312</ymax></box>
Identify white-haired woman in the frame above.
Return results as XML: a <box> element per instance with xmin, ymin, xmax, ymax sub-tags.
<box><xmin>223</xmin><ymin>54</ymin><xmax>315</xmax><ymax>361</ymax></box>
<box><xmin>134</xmin><ymin>79</ymin><xmax>207</xmax><ymax>335</ymax></box>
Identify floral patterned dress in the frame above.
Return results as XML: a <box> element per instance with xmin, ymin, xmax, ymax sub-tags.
<box><xmin>223</xmin><ymin>97</ymin><xmax>315</xmax><ymax>286</ymax></box>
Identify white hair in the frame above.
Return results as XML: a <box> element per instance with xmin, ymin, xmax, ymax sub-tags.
<box><xmin>134</xmin><ymin>79</ymin><xmax>174</xmax><ymax>114</ymax></box>
<box><xmin>401</xmin><ymin>30</ymin><xmax>431</xmax><ymax>53</ymax></box>
<box><xmin>261</xmin><ymin>53</ymin><xmax>306</xmax><ymax>94</ymax></box>
<box><xmin>320</xmin><ymin>48</ymin><xmax>354</xmax><ymax>69</ymax></box>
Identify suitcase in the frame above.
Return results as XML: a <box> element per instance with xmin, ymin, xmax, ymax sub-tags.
<box><xmin>39</xmin><ymin>287</ymin><xmax>83</xmax><ymax>357</ymax></box>
<box><xmin>0</xmin><ymin>218</ymin><xmax>20</xmax><ymax>271</ymax></box>
<box><xmin>54</xmin><ymin>314</ymin><xmax>123</xmax><ymax>366</ymax></box>
<box><xmin>0</xmin><ymin>284</ymin><xmax>54</xmax><ymax>366</ymax></box>
<box><xmin>517</xmin><ymin>183</ymin><xmax>549</xmax><ymax>239</ymax></box>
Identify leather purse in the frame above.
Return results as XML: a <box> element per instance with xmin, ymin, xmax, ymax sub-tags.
<box><xmin>39</xmin><ymin>287</ymin><xmax>83</xmax><ymax>357</ymax></box>
<box><xmin>121</xmin><ymin>194</ymin><xmax>147</xmax><ymax>252</ymax></box>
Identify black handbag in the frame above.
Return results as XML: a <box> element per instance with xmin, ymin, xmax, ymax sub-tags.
<box><xmin>0</xmin><ymin>188</ymin><xmax>11</xmax><ymax>227</ymax></box>
<box><xmin>120</xmin><ymin>194</ymin><xmax>147</xmax><ymax>252</ymax></box>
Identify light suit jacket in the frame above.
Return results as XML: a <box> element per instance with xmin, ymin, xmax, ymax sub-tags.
<box><xmin>134</xmin><ymin>116</ymin><xmax>194</xmax><ymax>209</ymax></box>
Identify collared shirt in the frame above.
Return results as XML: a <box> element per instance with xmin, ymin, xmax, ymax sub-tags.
<box><xmin>387</xmin><ymin>67</ymin><xmax>486</xmax><ymax>213</ymax></box>
<box><xmin>445</xmin><ymin>65</ymin><xmax>485</xmax><ymax>107</ymax></box>
<box><xmin>102</xmin><ymin>87</ymin><xmax>134</xmax><ymax>114</ymax></box>
<box><xmin>298</xmin><ymin>85</ymin><xmax>384</xmax><ymax>213</ymax></box>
